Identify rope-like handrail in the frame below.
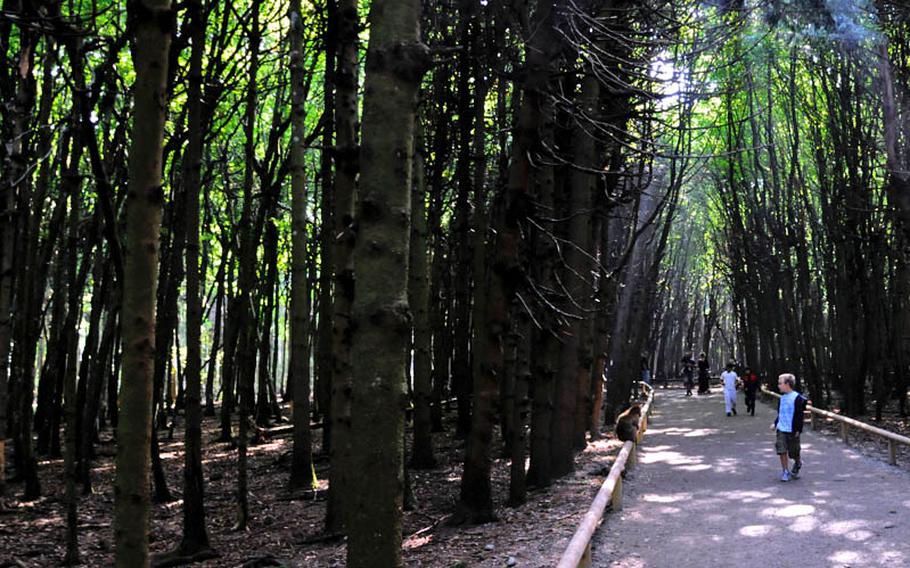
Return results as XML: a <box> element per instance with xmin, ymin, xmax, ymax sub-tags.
<box><xmin>761</xmin><ymin>386</ymin><xmax>910</xmax><ymax>465</ymax></box>
<box><xmin>556</xmin><ymin>384</ymin><xmax>655</xmax><ymax>568</ymax></box>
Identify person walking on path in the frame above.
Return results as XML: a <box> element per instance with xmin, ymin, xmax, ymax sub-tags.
<box><xmin>721</xmin><ymin>362</ymin><xmax>738</xmax><ymax>416</ymax></box>
<box><xmin>697</xmin><ymin>352</ymin><xmax>710</xmax><ymax>394</ymax></box>
<box><xmin>640</xmin><ymin>352</ymin><xmax>652</xmax><ymax>387</ymax></box>
<box><xmin>742</xmin><ymin>367</ymin><xmax>760</xmax><ymax>416</ymax></box>
<box><xmin>682</xmin><ymin>356</ymin><xmax>695</xmax><ymax>396</ymax></box>
<box><xmin>771</xmin><ymin>373</ymin><xmax>809</xmax><ymax>482</ymax></box>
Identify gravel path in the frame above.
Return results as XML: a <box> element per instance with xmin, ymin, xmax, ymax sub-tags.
<box><xmin>592</xmin><ymin>389</ymin><xmax>910</xmax><ymax>567</ymax></box>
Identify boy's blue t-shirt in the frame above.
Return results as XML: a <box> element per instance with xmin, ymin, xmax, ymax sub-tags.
<box><xmin>777</xmin><ymin>391</ymin><xmax>798</xmax><ymax>433</ymax></box>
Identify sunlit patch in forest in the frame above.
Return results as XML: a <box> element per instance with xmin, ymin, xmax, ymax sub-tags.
<box><xmin>762</xmin><ymin>504</ymin><xmax>815</xmax><ymax>518</ymax></box>
<box><xmin>829</xmin><ymin>550</ymin><xmax>863</xmax><ymax>564</ymax></box>
<box><xmin>718</xmin><ymin>490</ymin><xmax>771</xmax><ymax>503</ymax></box>
<box><xmin>739</xmin><ymin>524</ymin><xmax>774</xmax><ymax>537</ymax></box>
<box><xmin>821</xmin><ymin>519</ymin><xmax>870</xmax><ymax>536</ymax></box>
<box><xmin>641</xmin><ymin>492</ymin><xmax>693</xmax><ymax>504</ymax></box>
<box><xmin>646</xmin><ymin>426</ymin><xmax>719</xmax><ymax>437</ymax></box>
<box><xmin>640</xmin><ymin>448</ymin><xmax>704</xmax><ymax>467</ymax></box>
<box><xmin>675</xmin><ymin>464</ymin><xmax>711</xmax><ymax>471</ymax></box>
<box><xmin>609</xmin><ymin>556</ymin><xmax>646</xmax><ymax>568</ymax></box>
<box><xmin>789</xmin><ymin>516</ymin><xmax>818</xmax><ymax>533</ymax></box>
<box><xmin>710</xmin><ymin>457</ymin><xmax>742</xmax><ymax>474</ymax></box>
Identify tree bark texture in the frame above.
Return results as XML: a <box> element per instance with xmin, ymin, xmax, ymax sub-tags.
<box><xmin>325</xmin><ymin>0</ymin><xmax>360</xmax><ymax>534</ymax></box>
<box><xmin>114</xmin><ymin>1</ymin><xmax>172</xmax><ymax>565</ymax></box>
<box><xmin>346</xmin><ymin>0</ymin><xmax>427</xmax><ymax>563</ymax></box>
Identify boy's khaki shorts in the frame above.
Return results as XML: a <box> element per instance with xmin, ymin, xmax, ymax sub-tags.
<box><xmin>775</xmin><ymin>431</ymin><xmax>801</xmax><ymax>460</ymax></box>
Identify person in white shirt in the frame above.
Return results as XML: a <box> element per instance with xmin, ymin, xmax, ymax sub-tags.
<box><xmin>721</xmin><ymin>362</ymin><xmax>738</xmax><ymax>416</ymax></box>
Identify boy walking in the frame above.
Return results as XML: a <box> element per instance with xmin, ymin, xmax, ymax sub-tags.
<box><xmin>721</xmin><ymin>362</ymin><xmax>738</xmax><ymax>416</ymax></box>
<box><xmin>771</xmin><ymin>373</ymin><xmax>809</xmax><ymax>481</ymax></box>
<box><xmin>682</xmin><ymin>356</ymin><xmax>695</xmax><ymax>397</ymax></box>
<box><xmin>742</xmin><ymin>367</ymin><xmax>760</xmax><ymax>416</ymax></box>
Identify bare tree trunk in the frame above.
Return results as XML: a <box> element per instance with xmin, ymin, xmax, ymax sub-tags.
<box><xmin>325</xmin><ymin>0</ymin><xmax>360</xmax><ymax>534</ymax></box>
<box><xmin>315</xmin><ymin>0</ymin><xmax>337</xmax><ymax>436</ymax></box>
<box><xmin>62</xmin><ymin>154</ymin><xmax>82</xmax><ymax>567</ymax></box>
<box><xmin>170</xmin><ymin>0</ymin><xmax>214</xmax><ymax>558</ymax></box>
<box><xmin>3</xmin><ymin>17</ymin><xmax>40</xmax><ymax>499</ymax></box>
<box><xmin>114</xmin><ymin>1</ymin><xmax>172</xmax><ymax>564</ymax></box>
<box><xmin>235</xmin><ymin>0</ymin><xmax>262</xmax><ymax>530</ymax></box>
<box><xmin>256</xmin><ymin>216</ymin><xmax>279</xmax><ymax>426</ymax></box>
<box><xmin>0</xmin><ymin>10</ymin><xmax>15</xmax><ymax>499</ymax></box>
<box><xmin>288</xmin><ymin>0</ymin><xmax>316</xmax><ymax>491</ymax></box>
<box><xmin>205</xmin><ymin>248</ymin><xmax>227</xmax><ymax>417</ymax></box>
<box><xmin>409</xmin><ymin>135</ymin><xmax>436</xmax><ymax>469</ymax></box>
<box><xmin>508</xmin><ymin>308</ymin><xmax>531</xmax><ymax>506</ymax></box>
<box><xmin>346</xmin><ymin>0</ymin><xmax>427</xmax><ymax>563</ymax></box>
<box><xmin>450</xmin><ymin>0</ymin><xmax>477</xmax><ymax>439</ymax></box>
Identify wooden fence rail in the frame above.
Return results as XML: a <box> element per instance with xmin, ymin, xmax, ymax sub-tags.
<box><xmin>761</xmin><ymin>387</ymin><xmax>910</xmax><ymax>466</ymax></box>
<box><xmin>556</xmin><ymin>384</ymin><xmax>655</xmax><ymax>568</ymax></box>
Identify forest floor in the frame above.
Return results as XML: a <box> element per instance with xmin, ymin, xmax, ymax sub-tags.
<box><xmin>2</xmin><ymin>403</ymin><xmax>626</xmax><ymax>567</ymax></box>
<box><xmin>593</xmin><ymin>389</ymin><xmax>910</xmax><ymax>567</ymax></box>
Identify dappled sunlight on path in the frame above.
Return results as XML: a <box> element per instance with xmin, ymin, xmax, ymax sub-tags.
<box><xmin>593</xmin><ymin>389</ymin><xmax>910</xmax><ymax>567</ymax></box>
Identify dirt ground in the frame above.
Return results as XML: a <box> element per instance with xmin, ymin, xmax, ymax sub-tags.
<box><xmin>594</xmin><ymin>389</ymin><xmax>910</xmax><ymax>567</ymax></box>
<box><xmin>1</xmin><ymin>407</ymin><xmax>625</xmax><ymax>567</ymax></box>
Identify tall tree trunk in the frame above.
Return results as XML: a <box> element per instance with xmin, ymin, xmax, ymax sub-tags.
<box><xmin>82</xmin><ymin>297</ymin><xmax>117</xmax><ymax>493</ymax></box>
<box><xmin>205</xmin><ymin>248</ymin><xmax>227</xmax><ymax>417</ymax></box>
<box><xmin>114</xmin><ymin>1</ymin><xmax>172</xmax><ymax>564</ymax></box>
<box><xmin>219</xmin><ymin>294</ymin><xmax>240</xmax><ymax>441</ymax></box>
<box><xmin>315</xmin><ymin>0</ymin><xmax>337</xmax><ymax>436</ymax></box>
<box><xmin>256</xmin><ymin>215</ymin><xmax>279</xmax><ymax>426</ymax></box>
<box><xmin>172</xmin><ymin>0</ymin><xmax>213</xmax><ymax>558</ymax></box>
<box><xmin>346</xmin><ymin>0</ymin><xmax>427</xmax><ymax>563</ymax></box>
<box><xmin>450</xmin><ymin>0</ymin><xmax>477</xmax><ymax>439</ymax></box>
<box><xmin>288</xmin><ymin>0</ymin><xmax>316</xmax><ymax>491</ymax></box>
<box><xmin>235</xmin><ymin>0</ymin><xmax>262</xmax><ymax>531</ymax></box>
<box><xmin>325</xmin><ymin>0</ymin><xmax>360</xmax><ymax>534</ymax></box>
<box><xmin>409</xmin><ymin>135</ymin><xmax>436</xmax><ymax>469</ymax></box>
<box><xmin>569</xmin><ymin>69</ymin><xmax>598</xmax><ymax>451</ymax></box>
<box><xmin>508</xmin><ymin>307</ymin><xmax>531</xmax><ymax>506</ymax></box>
<box><xmin>0</xmin><ymin>15</ymin><xmax>16</xmax><ymax>498</ymax></box>
<box><xmin>4</xmin><ymin>18</ymin><xmax>40</xmax><ymax>499</ymax></box>
<box><xmin>63</xmin><ymin>157</ymin><xmax>82</xmax><ymax>567</ymax></box>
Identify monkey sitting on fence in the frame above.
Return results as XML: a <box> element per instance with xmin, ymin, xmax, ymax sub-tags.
<box><xmin>615</xmin><ymin>404</ymin><xmax>642</xmax><ymax>442</ymax></box>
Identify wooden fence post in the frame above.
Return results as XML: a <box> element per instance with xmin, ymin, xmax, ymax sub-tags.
<box><xmin>611</xmin><ymin>475</ymin><xmax>622</xmax><ymax>512</ymax></box>
<box><xmin>580</xmin><ymin>542</ymin><xmax>592</xmax><ymax>568</ymax></box>
<box><xmin>841</xmin><ymin>422</ymin><xmax>849</xmax><ymax>444</ymax></box>
<box><xmin>890</xmin><ymin>440</ymin><xmax>898</xmax><ymax>466</ymax></box>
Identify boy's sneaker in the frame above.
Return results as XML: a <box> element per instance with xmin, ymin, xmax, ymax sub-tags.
<box><xmin>732</xmin><ymin>407</ymin><xmax>737</xmax><ymax>416</ymax></box>
<box><xmin>779</xmin><ymin>470</ymin><xmax>791</xmax><ymax>482</ymax></box>
<box><xmin>791</xmin><ymin>461</ymin><xmax>801</xmax><ymax>479</ymax></box>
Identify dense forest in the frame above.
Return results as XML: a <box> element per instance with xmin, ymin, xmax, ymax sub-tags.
<box><xmin>3</xmin><ymin>0</ymin><xmax>910</xmax><ymax>566</ymax></box>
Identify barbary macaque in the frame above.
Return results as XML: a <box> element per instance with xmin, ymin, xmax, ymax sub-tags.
<box><xmin>615</xmin><ymin>404</ymin><xmax>642</xmax><ymax>442</ymax></box>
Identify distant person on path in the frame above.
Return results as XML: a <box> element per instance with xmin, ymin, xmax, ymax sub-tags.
<box><xmin>682</xmin><ymin>355</ymin><xmax>695</xmax><ymax>396</ymax></box>
<box><xmin>721</xmin><ymin>362</ymin><xmax>738</xmax><ymax>416</ymax></box>
<box><xmin>697</xmin><ymin>352</ymin><xmax>710</xmax><ymax>394</ymax></box>
<box><xmin>742</xmin><ymin>367</ymin><xmax>760</xmax><ymax>416</ymax></box>
<box><xmin>771</xmin><ymin>373</ymin><xmax>809</xmax><ymax>482</ymax></box>
<box><xmin>640</xmin><ymin>352</ymin><xmax>651</xmax><ymax>387</ymax></box>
